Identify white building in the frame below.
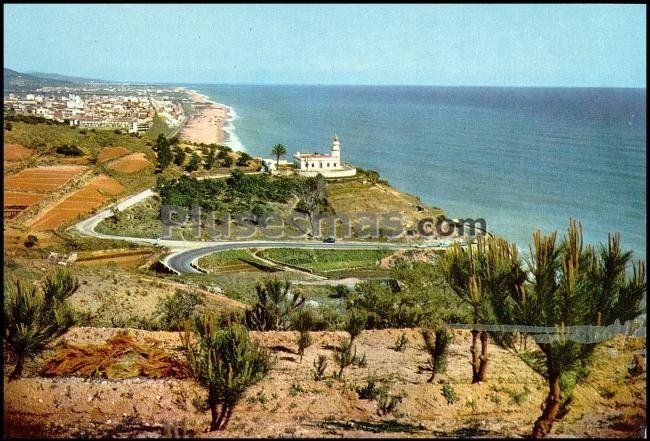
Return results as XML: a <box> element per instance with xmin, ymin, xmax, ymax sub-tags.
<box><xmin>292</xmin><ymin>135</ymin><xmax>356</xmax><ymax>178</ymax></box>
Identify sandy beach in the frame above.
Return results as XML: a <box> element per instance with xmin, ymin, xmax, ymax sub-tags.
<box><xmin>179</xmin><ymin>91</ymin><xmax>229</xmax><ymax>145</ymax></box>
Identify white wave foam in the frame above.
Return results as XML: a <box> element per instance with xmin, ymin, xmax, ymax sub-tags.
<box><xmin>222</xmin><ymin>106</ymin><xmax>245</xmax><ymax>152</ymax></box>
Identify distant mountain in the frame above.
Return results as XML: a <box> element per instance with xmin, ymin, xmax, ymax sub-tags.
<box><xmin>4</xmin><ymin>68</ymin><xmax>75</xmax><ymax>91</ymax></box>
<box><xmin>25</xmin><ymin>71</ymin><xmax>108</xmax><ymax>85</ymax></box>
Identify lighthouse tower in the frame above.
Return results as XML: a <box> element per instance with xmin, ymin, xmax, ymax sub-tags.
<box><xmin>331</xmin><ymin>134</ymin><xmax>341</xmax><ymax>159</ymax></box>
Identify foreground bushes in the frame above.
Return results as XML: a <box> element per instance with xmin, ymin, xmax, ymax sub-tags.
<box><xmin>184</xmin><ymin>314</ymin><xmax>273</xmax><ymax>431</ymax></box>
<box><xmin>4</xmin><ymin>269</ymin><xmax>78</xmax><ymax>379</ymax></box>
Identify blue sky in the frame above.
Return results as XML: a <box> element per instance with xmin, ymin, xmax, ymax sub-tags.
<box><xmin>3</xmin><ymin>4</ymin><xmax>646</xmax><ymax>87</ymax></box>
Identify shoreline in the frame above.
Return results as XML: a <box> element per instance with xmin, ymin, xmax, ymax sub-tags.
<box><xmin>179</xmin><ymin>89</ymin><xmax>244</xmax><ymax>151</ymax></box>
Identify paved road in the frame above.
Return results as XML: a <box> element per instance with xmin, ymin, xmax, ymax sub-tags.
<box><xmin>70</xmin><ymin>188</ymin><xmax>424</xmax><ymax>275</ymax></box>
<box><xmin>163</xmin><ymin>240</ymin><xmax>413</xmax><ymax>274</ymax></box>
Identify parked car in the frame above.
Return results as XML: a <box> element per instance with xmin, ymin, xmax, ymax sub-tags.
<box><xmin>323</xmin><ymin>237</ymin><xmax>336</xmax><ymax>243</ymax></box>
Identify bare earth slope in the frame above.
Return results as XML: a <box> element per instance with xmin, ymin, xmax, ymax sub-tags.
<box><xmin>3</xmin><ymin>328</ymin><xmax>645</xmax><ymax>438</ymax></box>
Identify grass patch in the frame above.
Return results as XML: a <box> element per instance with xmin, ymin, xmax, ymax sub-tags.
<box><xmin>197</xmin><ymin>249</ymin><xmax>272</xmax><ymax>273</ymax></box>
<box><xmin>260</xmin><ymin>248</ymin><xmax>393</xmax><ymax>273</ymax></box>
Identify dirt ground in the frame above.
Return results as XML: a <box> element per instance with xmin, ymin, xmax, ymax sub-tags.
<box><xmin>107</xmin><ymin>153</ymin><xmax>152</xmax><ymax>173</ymax></box>
<box><xmin>3</xmin><ymin>327</ymin><xmax>645</xmax><ymax>438</ymax></box>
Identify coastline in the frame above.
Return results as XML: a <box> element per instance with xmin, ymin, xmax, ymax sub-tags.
<box><xmin>179</xmin><ymin>89</ymin><xmax>244</xmax><ymax>151</ymax></box>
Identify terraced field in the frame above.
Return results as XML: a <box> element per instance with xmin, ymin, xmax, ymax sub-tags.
<box><xmin>28</xmin><ymin>175</ymin><xmax>125</xmax><ymax>231</ymax></box>
<box><xmin>107</xmin><ymin>152</ymin><xmax>152</xmax><ymax>173</ymax></box>
<box><xmin>97</xmin><ymin>146</ymin><xmax>130</xmax><ymax>163</ymax></box>
<box><xmin>3</xmin><ymin>165</ymin><xmax>87</xmax><ymax>192</ymax></box>
<box><xmin>4</xmin><ymin>143</ymin><xmax>34</xmax><ymax>161</ymax></box>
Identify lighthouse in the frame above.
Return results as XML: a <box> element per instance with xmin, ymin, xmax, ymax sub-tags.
<box><xmin>331</xmin><ymin>134</ymin><xmax>340</xmax><ymax>159</ymax></box>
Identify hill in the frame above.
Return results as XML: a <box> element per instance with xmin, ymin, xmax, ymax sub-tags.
<box><xmin>25</xmin><ymin>71</ymin><xmax>108</xmax><ymax>85</ymax></box>
<box><xmin>4</xmin><ymin>68</ymin><xmax>74</xmax><ymax>91</ymax></box>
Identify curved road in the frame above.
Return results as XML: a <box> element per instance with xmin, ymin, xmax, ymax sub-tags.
<box><xmin>70</xmin><ymin>188</ymin><xmax>424</xmax><ymax>274</ymax></box>
<box><xmin>164</xmin><ymin>240</ymin><xmax>412</xmax><ymax>274</ymax></box>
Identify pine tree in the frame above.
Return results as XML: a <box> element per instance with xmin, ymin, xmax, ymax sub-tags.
<box><xmin>4</xmin><ymin>269</ymin><xmax>78</xmax><ymax>379</ymax></box>
<box><xmin>489</xmin><ymin>220</ymin><xmax>645</xmax><ymax>438</ymax></box>
<box><xmin>155</xmin><ymin>134</ymin><xmax>173</xmax><ymax>170</ymax></box>
<box><xmin>439</xmin><ymin>236</ymin><xmax>524</xmax><ymax>383</ymax></box>
<box><xmin>184</xmin><ymin>314</ymin><xmax>272</xmax><ymax>431</ymax></box>
<box><xmin>245</xmin><ymin>279</ymin><xmax>305</xmax><ymax>331</ymax></box>
<box><xmin>421</xmin><ymin>327</ymin><xmax>452</xmax><ymax>382</ymax></box>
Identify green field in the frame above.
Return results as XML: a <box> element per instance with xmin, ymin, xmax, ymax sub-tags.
<box><xmin>197</xmin><ymin>249</ymin><xmax>272</xmax><ymax>274</ymax></box>
<box><xmin>259</xmin><ymin>248</ymin><xmax>394</xmax><ymax>273</ymax></box>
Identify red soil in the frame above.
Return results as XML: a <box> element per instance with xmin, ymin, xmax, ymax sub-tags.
<box><xmin>4</xmin><ymin>143</ymin><xmax>34</xmax><ymax>161</ymax></box>
<box><xmin>3</xmin><ymin>165</ymin><xmax>86</xmax><ymax>192</ymax></box>
<box><xmin>107</xmin><ymin>153</ymin><xmax>152</xmax><ymax>173</ymax></box>
<box><xmin>97</xmin><ymin>146</ymin><xmax>130</xmax><ymax>163</ymax></box>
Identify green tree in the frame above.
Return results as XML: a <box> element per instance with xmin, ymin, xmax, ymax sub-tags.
<box><xmin>293</xmin><ymin>309</ymin><xmax>316</xmax><ymax>363</ymax></box>
<box><xmin>173</xmin><ymin>145</ymin><xmax>186</xmax><ymax>166</ymax></box>
<box><xmin>245</xmin><ymin>279</ymin><xmax>305</xmax><ymax>331</ymax></box>
<box><xmin>155</xmin><ymin>134</ymin><xmax>173</xmax><ymax>170</ymax></box>
<box><xmin>184</xmin><ymin>314</ymin><xmax>272</xmax><ymax>431</ymax></box>
<box><xmin>155</xmin><ymin>289</ymin><xmax>205</xmax><ymax>331</ymax></box>
<box><xmin>222</xmin><ymin>155</ymin><xmax>234</xmax><ymax>168</ymax></box>
<box><xmin>204</xmin><ymin>147</ymin><xmax>217</xmax><ymax>170</ymax></box>
<box><xmin>271</xmin><ymin>144</ymin><xmax>287</xmax><ymax>168</ymax></box>
<box><xmin>495</xmin><ymin>220</ymin><xmax>645</xmax><ymax>438</ymax></box>
<box><xmin>4</xmin><ymin>269</ymin><xmax>78</xmax><ymax>379</ymax></box>
<box><xmin>344</xmin><ymin>308</ymin><xmax>367</xmax><ymax>342</ymax></box>
<box><xmin>438</xmin><ymin>236</ymin><xmax>525</xmax><ymax>383</ymax></box>
<box><xmin>421</xmin><ymin>327</ymin><xmax>452</xmax><ymax>383</ymax></box>
<box><xmin>236</xmin><ymin>152</ymin><xmax>252</xmax><ymax>167</ymax></box>
<box><xmin>185</xmin><ymin>153</ymin><xmax>201</xmax><ymax>173</ymax></box>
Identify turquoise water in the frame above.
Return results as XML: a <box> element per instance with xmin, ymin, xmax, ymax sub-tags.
<box><xmin>190</xmin><ymin>84</ymin><xmax>646</xmax><ymax>258</ymax></box>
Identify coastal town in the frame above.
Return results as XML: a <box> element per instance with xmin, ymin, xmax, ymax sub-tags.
<box><xmin>4</xmin><ymin>85</ymin><xmax>189</xmax><ymax>134</ymax></box>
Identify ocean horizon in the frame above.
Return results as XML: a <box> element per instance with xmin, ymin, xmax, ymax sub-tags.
<box><xmin>188</xmin><ymin>84</ymin><xmax>646</xmax><ymax>258</ymax></box>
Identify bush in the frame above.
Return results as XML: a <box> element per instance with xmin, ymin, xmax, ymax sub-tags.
<box><xmin>155</xmin><ymin>289</ymin><xmax>205</xmax><ymax>331</ymax></box>
<box><xmin>24</xmin><ymin>234</ymin><xmax>38</xmax><ymax>248</ymax></box>
<box><xmin>236</xmin><ymin>152</ymin><xmax>252</xmax><ymax>167</ymax></box>
<box><xmin>245</xmin><ymin>279</ymin><xmax>305</xmax><ymax>331</ymax></box>
<box><xmin>393</xmin><ymin>332</ymin><xmax>409</xmax><ymax>352</ymax></box>
<box><xmin>421</xmin><ymin>328</ymin><xmax>452</xmax><ymax>382</ymax></box>
<box><xmin>4</xmin><ymin>269</ymin><xmax>78</xmax><ymax>378</ymax></box>
<box><xmin>313</xmin><ymin>355</ymin><xmax>328</xmax><ymax>380</ymax></box>
<box><xmin>184</xmin><ymin>314</ymin><xmax>273</xmax><ymax>431</ymax></box>
<box><xmin>357</xmin><ymin>376</ymin><xmax>387</xmax><ymax>400</ymax></box>
<box><xmin>376</xmin><ymin>392</ymin><xmax>403</xmax><ymax>416</ymax></box>
<box><xmin>344</xmin><ymin>308</ymin><xmax>367</xmax><ymax>342</ymax></box>
<box><xmin>333</xmin><ymin>337</ymin><xmax>357</xmax><ymax>379</ymax></box>
<box><xmin>55</xmin><ymin>144</ymin><xmax>83</xmax><ymax>156</ymax></box>
<box><xmin>441</xmin><ymin>382</ymin><xmax>458</xmax><ymax>405</ymax></box>
<box><xmin>296</xmin><ymin>331</ymin><xmax>313</xmax><ymax>363</ymax></box>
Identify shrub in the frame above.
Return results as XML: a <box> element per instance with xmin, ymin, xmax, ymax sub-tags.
<box><xmin>357</xmin><ymin>376</ymin><xmax>387</xmax><ymax>400</ymax></box>
<box><xmin>236</xmin><ymin>152</ymin><xmax>252</xmax><ymax>167</ymax></box>
<box><xmin>313</xmin><ymin>355</ymin><xmax>328</xmax><ymax>380</ymax></box>
<box><xmin>4</xmin><ymin>269</ymin><xmax>78</xmax><ymax>379</ymax></box>
<box><xmin>245</xmin><ymin>279</ymin><xmax>305</xmax><ymax>331</ymax></box>
<box><xmin>376</xmin><ymin>392</ymin><xmax>403</xmax><ymax>416</ymax></box>
<box><xmin>441</xmin><ymin>382</ymin><xmax>458</xmax><ymax>405</ymax></box>
<box><xmin>333</xmin><ymin>337</ymin><xmax>356</xmax><ymax>379</ymax></box>
<box><xmin>345</xmin><ymin>308</ymin><xmax>367</xmax><ymax>342</ymax></box>
<box><xmin>184</xmin><ymin>314</ymin><xmax>273</xmax><ymax>431</ymax></box>
<box><xmin>394</xmin><ymin>332</ymin><xmax>408</xmax><ymax>352</ymax></box>
<box><xmin>155</xmin><ymin>289</ymin><xmax>205</xmax><ymax>331</ymax></box>
<box><xmin>421</xmin><ymin>328</ymin><xmax>452</xmax><ymax>382</ymax></box>
<box><xmin>55</xmin><ymin>144</ymin><xmax>83</xmax><ymax>156</ymax></box>
<box><xmin>296</xmin><ymin>331</ymin><xmax>313</xmax><ymax>363</ymax></box>
<box><xmin>24</xmin><ymin>234</ymin><xmax>38</xmax><ymax>248</ymax></box>
<box><xmin>356</xmin><ymin>353</ymin><xmax>368</xmax><ymax>368</ymax></box>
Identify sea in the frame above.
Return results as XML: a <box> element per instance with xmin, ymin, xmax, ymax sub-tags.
<box><xmin>189</xmin><ymin>84</ymin><xmax>646</xmax><ymax>259</ymax></box>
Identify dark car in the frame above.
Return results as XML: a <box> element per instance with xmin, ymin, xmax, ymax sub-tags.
<box><xmin>323</xmin><ymin>237</ymin><xmax>336</xmax><ymax>243</ymax></box>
